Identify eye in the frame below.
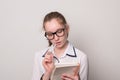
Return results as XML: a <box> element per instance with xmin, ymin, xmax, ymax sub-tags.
<box><xmin>45</xmin><ymin>32</ymin><xmax>53</xmax><ymax>37</ymax></box>
<box><xmin>57</xmin><ymin>29</ymin><xmax>63</xmax><ymax>33</ymax></box>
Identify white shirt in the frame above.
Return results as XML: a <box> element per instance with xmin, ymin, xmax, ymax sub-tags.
<box><xmin>32</xmin><ymin>42</ymin><xmax>88</xmax><ymax>80</ymax></box>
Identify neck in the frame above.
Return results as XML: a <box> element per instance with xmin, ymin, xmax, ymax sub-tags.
<box><xmin>54</xmin><ymin>41</ymin><xmax>68</xmax><ymax>58</ymax></box>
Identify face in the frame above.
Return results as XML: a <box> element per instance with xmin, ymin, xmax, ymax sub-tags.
<box><xmin>44</xmin><ymin>19</ymin><xmax>69</xmax><ymax>48</ymax></box>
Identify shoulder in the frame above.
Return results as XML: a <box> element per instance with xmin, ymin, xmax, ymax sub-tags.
<box><xmin>75</xmin><ymin>48</ymin><xmax>88</xmax><ymax>65</ymax></box>
<box><xmin>75</xmin><ymin>48</ymin><xmax>87</xmax><ymax>58</ymax></box>
<box><xmin>69</xmin><ymin>42</ymin><xmax>87</xmax><ymax>58</ymax></box>
<box><xmin>74</xmin><ymin>48</ymin><xmax>88</xmax><ymax>67</ymax></box>
<box><xmin>68</xmin><ymin>42</ymin><xmax>87</xmax><ymax>61</ymax></box>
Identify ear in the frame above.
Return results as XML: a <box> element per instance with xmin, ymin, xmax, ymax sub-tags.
<box><xmin>65</xmin><ymin>24</ymin><xmax>70</xmax><ymax>32</ymax></box>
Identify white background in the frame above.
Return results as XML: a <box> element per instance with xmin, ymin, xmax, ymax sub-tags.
<box><xmin>0</xmin><ymin>0</ymin><xmax>120</xmax><ymax>80</ymax></box>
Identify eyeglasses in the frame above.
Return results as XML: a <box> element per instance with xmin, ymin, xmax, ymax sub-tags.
<box><xmin>45</xmin><ymin>28</ymin><xmax>65</xmax><ymax>40</ymax></box>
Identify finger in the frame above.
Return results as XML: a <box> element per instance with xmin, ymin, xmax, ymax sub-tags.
<box><xmin>45</xmin><ymin>52</ymin><xmax>53</xmax><ymax>59</ymax></box>
<box><xmin>73</xmin><ymin>64</ymin><xmax>80</xmax><ymax>76</ymax></box>
<box><xmin>42</xmin><ymin>58</ymin><xmax>53</xmax><ymax>68</ymax></box>
<box><xmin>61</xmin><ymin>73</ymin><xmax>74</xmax><ymax>80</ymax></box>
<box><xmin>47</xmin><ymin>51</ymin><xmax>52</xmax><ymax>55</ymax></box>
<box><xmin>44</xmin><ymin>56</ymin><xmax>52</xmax><ymax>61</ymax></box>
<box><xmin>61</xmin><ymin>76</ymin><xmax>72</xmax><ymax>80</ymax></box>
<box><xmin>45</xmin><ymin>54</ymin><xmax>53</xmax><ymax>60</ymax></box>
<box><xmin>43</xmin><ymin>57</ymin><xmax>52</xmax><ymax>63</ymax></box>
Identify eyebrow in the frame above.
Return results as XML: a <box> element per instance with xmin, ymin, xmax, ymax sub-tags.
<box><xmin>45</xmin><ymin>28</ymin><xmax>64</xmax><ymax>33</ymax></box>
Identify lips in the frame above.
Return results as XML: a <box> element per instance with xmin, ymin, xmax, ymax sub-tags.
<box><xmin>55</xmin><ymin>42</ymin><xmax>61</xmax><ymax>45</ymax></box>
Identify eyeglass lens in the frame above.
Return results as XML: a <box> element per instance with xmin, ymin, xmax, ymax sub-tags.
<box><xmin>45</xmin><ymin>28</ymin><xmax>65</xmax><ymax>40</ymax></box>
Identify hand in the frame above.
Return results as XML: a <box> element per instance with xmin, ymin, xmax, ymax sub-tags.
<box><xmin>42</xmin><ymin>51</ymin><xmax>55</xmax><ymax>80</ymax></box>
<box><xmin>42</xmin><ymin>51</ymin><xmax>55</xmax><ymax>74</ymax></box>
<box><xmin>61</xmin><ymin>73</ymin><xmax>80</xmax><ymax>80</ymax></box>
<box><xmin>61</xmin><ymin>64</ymin><xmax>80</xmax><ymax>80</ymax></box>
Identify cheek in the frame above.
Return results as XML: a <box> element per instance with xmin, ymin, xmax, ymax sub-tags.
<box><xmin>62</xmin><ymin>34</ymin><xmax>68</xmax><ymax>41</ymax></box>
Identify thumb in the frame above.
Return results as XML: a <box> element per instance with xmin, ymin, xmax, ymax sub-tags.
<box><xmin>74</xmin><ymin>63</ymin><xmax>80</xmax><ymax>76</ymax></box>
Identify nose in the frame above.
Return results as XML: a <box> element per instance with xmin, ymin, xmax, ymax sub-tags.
<box><xmin>54</xmin><ymin>34</ymin><xmax>59</xmax><ymax>41</ymax></box>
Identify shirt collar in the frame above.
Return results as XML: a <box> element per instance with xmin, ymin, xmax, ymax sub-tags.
<box><xmin>42</xmin><ymin>45</ymin><xmax>54</xmax><ymax>57</ymax></box>
<box><xmin>65</xmin><ymin>42</ymin><xmax>77</xmax><ymax>57</ymax></box>
<box><xmin>42</xmin><ymin>42</ymin><xmax>77</xmax><ymax>57</ymax></box>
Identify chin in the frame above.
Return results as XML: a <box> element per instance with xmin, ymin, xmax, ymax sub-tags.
<box><xmin>56</xmin><ymin>44</ymin><xmax>63</xmax><ymax>48</ymax></box>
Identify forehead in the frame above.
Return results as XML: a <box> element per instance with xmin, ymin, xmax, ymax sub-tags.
<box><xmin>44</xmin><ymin>19</ymin><xmax>64</xmax><ymax>32</ymax></box>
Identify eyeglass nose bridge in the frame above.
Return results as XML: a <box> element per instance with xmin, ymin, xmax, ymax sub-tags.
<box><xmin>52</xmin><ymin>31</ymin><xmax>57</xmax><ymax>35</ymax></box>
<box><xmin>52</xmin><ymin>32</ymin><xmax>59</xmax><ymax>39</ymax></box>
<box><xmin>45</xmin><ymin>28</ymin><xmax>65</xmax><ymax>40</ymax></box>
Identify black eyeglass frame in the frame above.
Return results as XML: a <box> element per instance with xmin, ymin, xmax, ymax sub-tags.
<box><xmin>44</xmin><ymin>28</ymin><xmax>66</xmax><ymax>40</ymax></box>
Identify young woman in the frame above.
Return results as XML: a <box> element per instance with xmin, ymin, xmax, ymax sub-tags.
<box><xmin>32</xmin><ymin>11</ymin><xmax>88</xmax><ymax>80</ymax></box>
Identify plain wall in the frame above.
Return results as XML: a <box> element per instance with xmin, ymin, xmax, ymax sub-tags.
<box><xmin>0</xmin><ymin>0</ymin><xmax>120</xmax><ymax>80</ymax></box>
